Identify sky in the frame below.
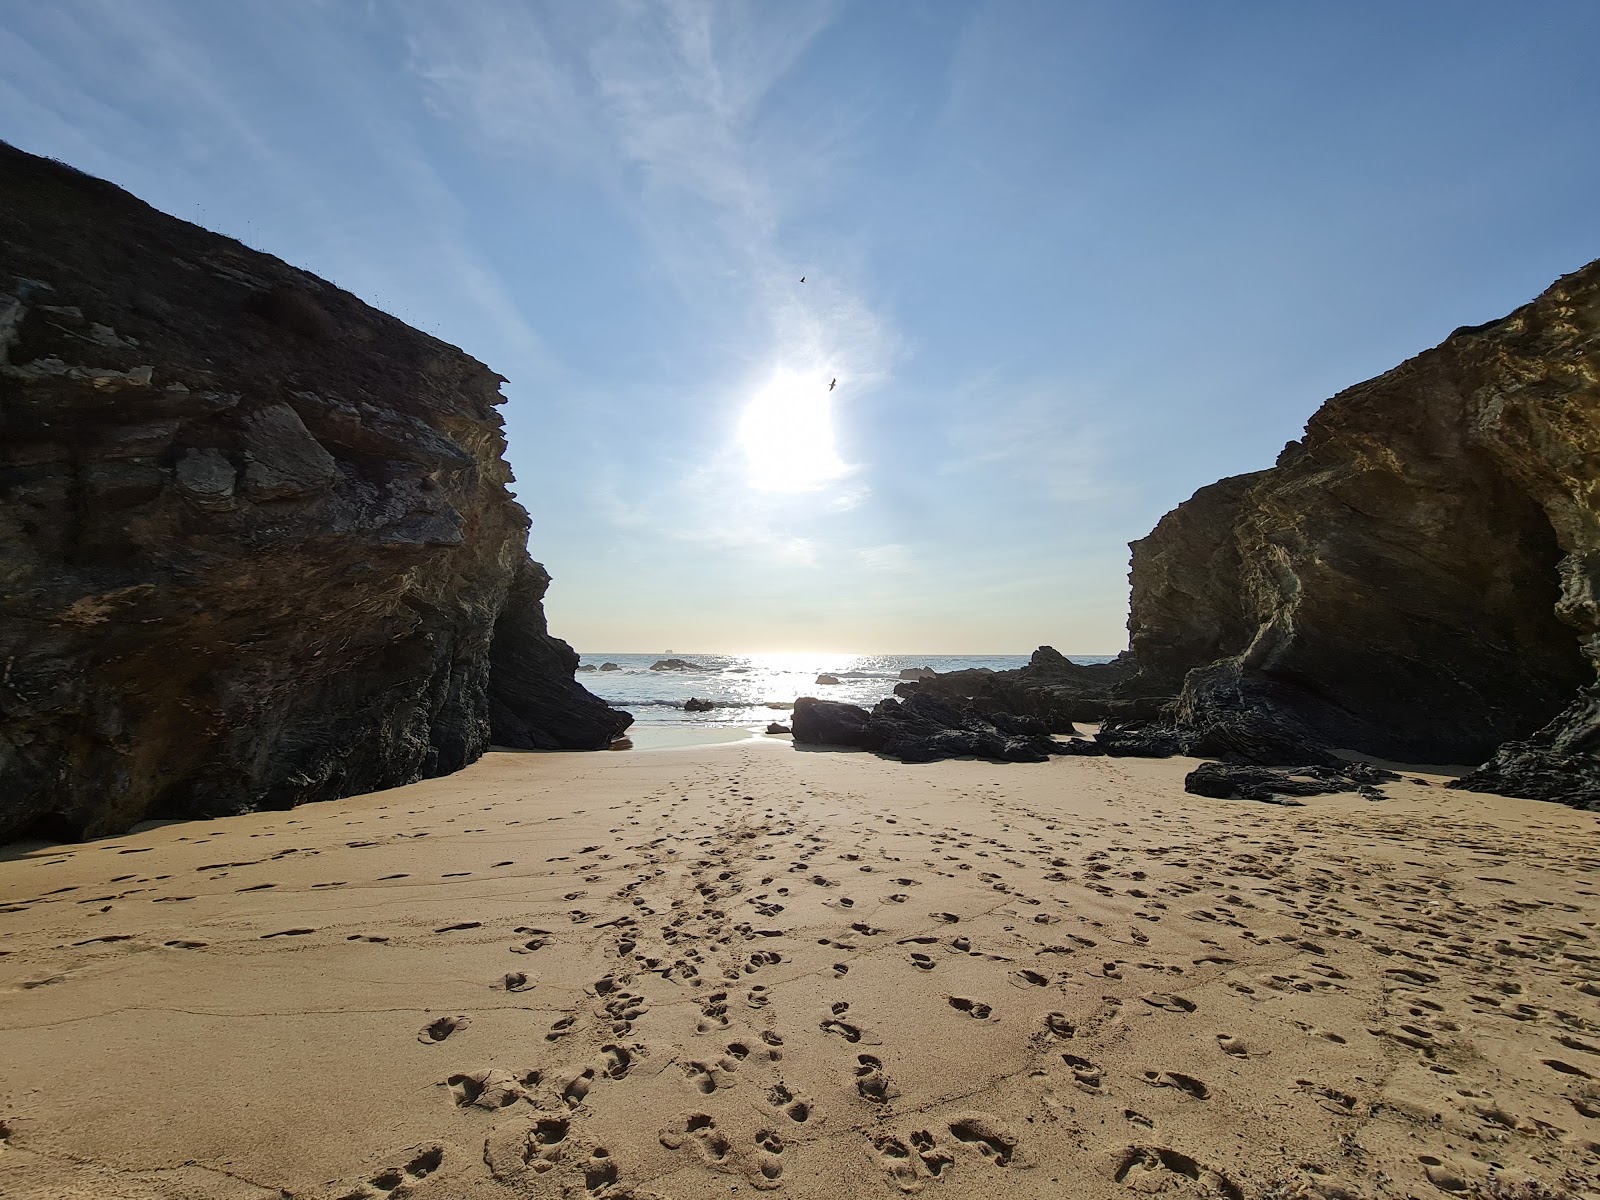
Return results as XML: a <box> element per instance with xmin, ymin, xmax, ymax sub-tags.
<box><xmin>4</xmin><ymin>1</ymin><xmax>1598</xmax><ymax>654</ymax></box>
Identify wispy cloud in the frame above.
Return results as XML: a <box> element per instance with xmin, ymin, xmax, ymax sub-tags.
<box><xmin>940</xmin><ymin>374</ymin><xmax>1120</xmax><ymax>506</ymax></box>
<box><xmin>402</xmin><ymin>0</ymin><xmax>899</xmax><ymax>539</ymax></box>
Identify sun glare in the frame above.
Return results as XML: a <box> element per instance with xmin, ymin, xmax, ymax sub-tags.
<box><xmin>737</xmin><ymin>367</ymin><xmax>848</xmax><ymax>492</ymax></box>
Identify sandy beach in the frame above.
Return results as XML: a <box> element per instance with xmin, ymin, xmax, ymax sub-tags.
<box><xmin>2</xmin><ymin>741</ymin><xmax>1598</xmax><ymax>1200</ymax></box>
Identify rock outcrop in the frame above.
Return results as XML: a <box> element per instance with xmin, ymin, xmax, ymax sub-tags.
<box><xmin>1121</xmin><ymin>257</ymin><xmax>1600</xmax><ymax>806</ymax></box>
<box><xmin>791</xmin><ymin>693</ymin><xmax>1072</xmax><ymax>764</ymax></box>
<box><xmin>905</xmin><ymin>646</ymin><xmax>1141</xmax><ymax>727</ymax></box>
<box><xmin>0</xmin><ymin>143</ymin><xmax>628</xmax><ymax>841</ymax></box>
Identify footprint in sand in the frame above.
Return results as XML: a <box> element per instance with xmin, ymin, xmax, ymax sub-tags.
<box><xmin>1043</xmin><ymin>1012</ymin><xmax>1077</xmax><ymax>1038</ymax></box>
<box><xmin>1215</xmin><ymin>1033</ymin><xmax>1266</xmax><ymax>1058</ymax></box>
<box><xmin>418</xmin><ymin>1014</ymin><xmax>471</xmax><ymax>1044</ymax></box>
<box><xmin>855</xmin><ymin>1054</ymin><xmax>899</xmax><ymax>1103</ymax></box>
<box><xmin>337</xmin><ymin>1146</ymin><xmax>444</xmax><ymax>1199</ymax></box>
<box><xmin>446</xmin><ymin>1068</ymin><xmax>533</xmax><ymax>1109</ymax></box>
<box><xmin>660</xmin><ymin>1111</ymin><xmax>734</xmax><ymax>1166</ymax></box>
<box><xmin>767</xmin><ymin>1082</ymin><xmax>811</xmax><ymax>1123</ymax></box>
<box><xmin>1142</xmin><ymin>1070</ymin><xmax>1210</xmax><ymax>1099</ymax></box>
<box><xmin>1140</xmin><ymin>992</ymin><xmax>1197</xmax><ymax>1012</ymax></box>
<box><xmin>947</xmin><ymin>996</ymin><xmax>996</xmax><ymax>1021</ymax></box>
<box><xmin>1114</xmin><ymin>1146</ymin><xmax>1241</xmax><ymax>1200</ymax></box>
<box><xmin>1063</xmin><ymin>1054</ymin><xmax>1104</xmax><ymax>1093</ymax></box>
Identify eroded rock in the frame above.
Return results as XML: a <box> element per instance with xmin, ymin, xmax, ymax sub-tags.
<box><xmin>0</xmin><ymin>142</ymin><xmax>628</xmax><ymax>841</ymax></box>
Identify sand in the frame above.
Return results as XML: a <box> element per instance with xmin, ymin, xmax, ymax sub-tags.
<box><xmin>2</xmin><ymin>740</ymin><xmax>1598</xmax><ymax>1200</ymax></box>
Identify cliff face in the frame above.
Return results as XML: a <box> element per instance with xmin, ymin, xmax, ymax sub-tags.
<box><xmin>1126</xmin><ymin>257</ymin><xmax>1600</xmax><ymax>804</ymax></box>
<box><xmin>0</xmin><ymin>143</ymin><xmax>629</xmax><ymax>841</ymax></box>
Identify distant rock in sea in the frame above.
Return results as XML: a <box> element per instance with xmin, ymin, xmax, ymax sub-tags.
<box><xmin>1113</xmin><ymin>256</ymin><xmax>1600</xmax><ymax>809</ymax></box>
<box><xmin>898</xmin><ymin>667</ymin><xmax>937</xmax><ymax>680</ymax></box>
<box><xmin>815</xmin><ymin>673</ymin><xmax>841</xmax><ymax>685</ymax></box>
<box><xmin>651</xmin><ymin>658</ymin><xmax>705</xmax><ymax>671</ymax></box>
<box><xmin>0</xmin><ymin>142</ymin><xmax>629</xmax><ymax>842</ymax></box>
<box><xmin>683</xmin><ymin>697</ymin><xmax>714</xmax><ymax>712</ymax></box>
<box><xmin>599</xmin><ymin>662</ymin><xmax>622</xmax><ymax>671</ymax></box>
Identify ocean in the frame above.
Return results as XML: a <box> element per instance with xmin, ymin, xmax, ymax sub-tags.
<box><xmin>576</xmin><ymin>651</ymin><xmax>1119</xmax><ymax>742</ymax></box>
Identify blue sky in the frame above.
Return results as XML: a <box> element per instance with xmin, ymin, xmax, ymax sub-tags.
<box><xmin>5</xmin><ymin>1</ymin><xmax>1597</xmax><ymax>653</ymax></box>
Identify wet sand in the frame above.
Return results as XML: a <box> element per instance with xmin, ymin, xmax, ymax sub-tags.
<box><xmin>2</xmin><ymin>741</ymin><xmax>1598</xmax><ymax>1199</ymax></box>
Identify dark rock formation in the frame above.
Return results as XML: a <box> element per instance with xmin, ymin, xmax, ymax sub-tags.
<box><xmin>1453</xmin><ymin>685</ymin><xmax>1600</xmax><ymax>810</ymax></box>
<box><xmin>1121</xmin><ymin>258</ymin><xmax>1600</xmax><ymax>801</ymax></box>
<box><xmin>1183</xmin><ymin>761</ymin><xmax>1398</xmax><ymax>805</ymax></box>
<box><xmin>908</xmin><ymin>646</ymin><xmax>1140</xmax><ymax>728</ymax></box>
<box><xmin>487</xmin><ymin>562</ymin><xmax>630</xmax><ymax>752</ymax></box>
<box><xmin>791</xmin><ymin>693</ymin><xmax>1069</xmax><ymax>764</ymax></box>
<box><xmin>683</xmin><ymin>697</ymin><xmax>714</xmax><ymax>712</ymax></box>
<box><xmin>599</xmin><ymin>662</ymin><xmax>622</xmax><ymax>671</ymax></box>
<box><xmin>0</xmin><ymin>142</ymin><xmax>628</xmax><ymax>841</ymax></box>
<box><xmin>815</xmin><ymin>673</ymin><xmax>841</xmax><ymax>685</ymax></box>
<box><xmin>650</xmin><ymin>658</ymin><xmax>704</xmax><ymax>672</ymax></box>
<box><xmin>765</xmin><ymin>722</ymin><xmax>791</xmax><ymax>735</ymax></box>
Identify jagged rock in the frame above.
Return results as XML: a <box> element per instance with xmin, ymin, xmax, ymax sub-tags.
<box><xmin>1184</xmin><ymin>761</ymin><xmax>1399</xmax><ymax>805</ymax></box>
<box><xmin>486</xmin><ymin>561</ymin><xmax>628</xmax><ymax>752</ymax></box>
<box><xmin>650</xmin><ymin>658</ymin><xmax>705</xmax><ymax>671</ymax></box>
<box><xmin>1451</xmin><ymin>685</ymin><xmax>1600</xmax><ymax>810</ymax></box>
<box><xmin>898</xmin><ymin>667</ymin><xmax>936</xmax><ymax>680</ymax></box>
<box><xmin>0</xmin><ymin>142</ymin><xmax>627</xmax><ymax>842</ymax></box>
<box><xmin>1122</xmin><ymin>257</ymin><xmax>1600</xmax><ymax>794</ymax></box>
<box><xmin>791</xmin><ymin>692</ymin><xmax>1066</xmax><ymax>764</ymax></box>
<box><xmin>1127</xmin><ymin>473</ymin><xmax>1265</xmax><ymax>694</ymax></box>
<box><xmin>815</xmin><ymin>673</ymin><xmax>841</xmax><ymax>685</ymax></box>
<box><xmin>910</xmin><ymin>645</ymin><xmax>1141</xmax><ymax>728</ymax></box>
<box><xmin>683</xmin><ymin>697</ymin><xmax>714</xmax><ymax>712</ymax></box>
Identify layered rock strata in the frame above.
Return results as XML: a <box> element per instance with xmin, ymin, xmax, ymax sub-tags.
<box><xmin>0</xmin><ymin>143</ymin><xmax>628</xmax><ymax>841</ymax></box>
<box><xmin>1120</xmin><ymin>257</ymin><xmax>1600</xmax><ymax>807</ymax></box>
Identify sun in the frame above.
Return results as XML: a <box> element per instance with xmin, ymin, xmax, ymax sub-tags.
<box><xmin>737</xmin><ymin>367</ymin><xmax>848</xmax><ymax>492</ymax></box>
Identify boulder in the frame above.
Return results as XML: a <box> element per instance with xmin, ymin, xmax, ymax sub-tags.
<box><xmin>898</xmin><ymin>667</ymin><xmax>936</xmax><ymax>680</ymax></box>
<box><xmin>791</xmin><ymin>696</ymin><xmax>873</xmax><ymax>747</ymax></box>
<box><xmin>815</xmin><ymin>673</ymin><xmax>841</xmax><ymax>685</ymax></box>
<box><xmin>0</xmin><ymin>142</ymin><xmax>627</xmax><ymax>842</ymax></box>
<box><xmin>1184</xmin><ymin>761</ymin><xmax>1398</xmax><ymax>804</ymax></box>
<box><xmin>651</xmin><ymin>658</ymin><xmax>705</xmax><ymax>671</ymax></box>
<box><xmin>765</xmin><ymin>722</ymin><xmax>791</xmax><ymax>735</ymax></box>
<box><xmin>683</xmin><ymin>697</ymin><xmax>714</xmax><ymax>712</ymax></box>
<box><xmin>599</xmin><ymin>662</ymin><xmax>621</xmax><ymax>671</ymax></box>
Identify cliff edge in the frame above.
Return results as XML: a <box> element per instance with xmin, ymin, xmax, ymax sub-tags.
<box><xmin>0</xmin><ymin>142</ymin><xmax>630</xmax><ymax>841</ymax></box>
<box><xmin>1122</xmin><ymin>257</ymin><xmax>1600</xmax><ymax>806</ymax></box>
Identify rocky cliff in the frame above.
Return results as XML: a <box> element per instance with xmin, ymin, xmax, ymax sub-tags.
<box><xmin>1123</xmin><ymin>257</ymin><xmax>1600</xmax><ymax>807</ymax></box>
<box><xmin>0</xmin><ymin>142</ymin><xmax>629</xmax><ymax>841</ymax></box>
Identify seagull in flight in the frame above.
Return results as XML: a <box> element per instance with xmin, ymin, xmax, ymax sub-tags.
<box><xmin>828</xmin><ymin>378</ymin><xmax>836</xmax><ymax>391</ymax></box>
<box><xmin>799</xmin><ymin>276</ymin><xmax>805</xmax><ymax>283</ymax></box>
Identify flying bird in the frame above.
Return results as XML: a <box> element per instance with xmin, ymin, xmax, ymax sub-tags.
<box><xmin>828</xmin><ymin>378</ymin><xmax>836</xmax><ymax>391</ymax></box>
<box><xmin>799</xmin><ymin>276</ymin><xmax>805</xmax><ymax>283</ymax></box>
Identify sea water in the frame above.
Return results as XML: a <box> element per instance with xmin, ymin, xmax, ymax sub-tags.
<box><xmin>577</xmin><ymin>651</ymin><xmax>1118</xmax><ymax>740</ymax></box>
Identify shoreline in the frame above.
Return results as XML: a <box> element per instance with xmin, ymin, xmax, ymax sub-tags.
<box><xmin>2</xmin><ymin>744</ymin><xmax>1595</xmax><ymax>1198</ymax></box>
